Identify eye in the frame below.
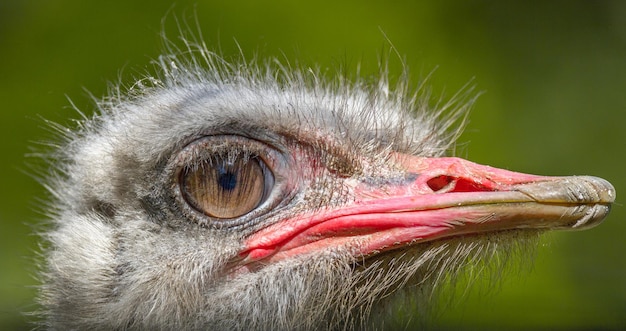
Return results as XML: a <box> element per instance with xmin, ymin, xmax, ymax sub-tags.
<box><xmin>182</xmin><ymin>153</ymin><xmax>273</xmax><ymax>219</ymax></box>
<box><xmin>172</xmin><ymin>135</ymin><xmax>283</xmax><ymax>226</ymax></box>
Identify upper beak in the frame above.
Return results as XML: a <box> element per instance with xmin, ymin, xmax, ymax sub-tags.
<box><xmin>241</xmin><ymin>155</ymin><xmax>615</xmax><ymax>265</ymax></box>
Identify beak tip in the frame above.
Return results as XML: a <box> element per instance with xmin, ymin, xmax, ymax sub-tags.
<box><xmin>585</xmin><ymin>175</ymin><xmax>616</xmax><ymax>203</ymax></box>
<box><xmin>569</xmin><ymin>204</ymin><xmax>612</xmax><ymax>230</ymax></box>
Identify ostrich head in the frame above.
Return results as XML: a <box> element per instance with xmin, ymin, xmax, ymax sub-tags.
<box><xmin>37</xmin><ymin>41</ymin><xmax>615</xmax><ymax>330</ymax></box>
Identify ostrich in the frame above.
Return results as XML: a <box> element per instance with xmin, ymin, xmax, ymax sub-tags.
<box><xmin>37</xmin><ymin>40</ymin><xmax>615</xmax><ymax>330</ymax></box>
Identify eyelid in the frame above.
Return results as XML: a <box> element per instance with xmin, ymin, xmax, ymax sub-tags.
<box><xmin>176</xmin><ymin>136</ymin><xmax>285</xmax><ymax>175</ymax></box>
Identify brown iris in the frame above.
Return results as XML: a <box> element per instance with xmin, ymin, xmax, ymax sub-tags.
<box><xmin>182</xmin><ymin>155</ymin><xmax>266</xmax><ymax>219</ymax></box>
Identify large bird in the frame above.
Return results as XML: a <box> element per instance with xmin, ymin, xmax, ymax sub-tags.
<box><xmin>37</xmin><ymin>40</ymin><xmax>615</xmax><ymax>330</ymax></box>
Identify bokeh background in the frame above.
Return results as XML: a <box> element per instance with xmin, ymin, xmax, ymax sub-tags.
<box><xmin>1</xmin><ymin>1</ymin><xmax>625</xmax><ymax>330</ymax></box>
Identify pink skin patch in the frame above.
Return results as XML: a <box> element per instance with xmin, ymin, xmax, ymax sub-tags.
<box><xmin>238</xmin><ymin>155</ymin><xmax>613</xmax><ymax>270</ymax></box>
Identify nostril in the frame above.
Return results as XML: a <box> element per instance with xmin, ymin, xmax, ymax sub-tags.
<box><xmin>427</xmin><ymin>175</ymin><xmax>457</xmax><ymax>193</ymax></box>
<box><xmin>427</xmin><ymin>175</ymin><xmax>495</xmax><ymax>193</ymax></box>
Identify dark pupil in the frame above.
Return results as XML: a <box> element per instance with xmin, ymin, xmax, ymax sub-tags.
<box><xmin>217</xmin><ymin>165</ymin><xmax>237</xmax><ymax>191</ymax></box>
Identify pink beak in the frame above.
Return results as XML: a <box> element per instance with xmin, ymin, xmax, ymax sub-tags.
<box><xmin>241</xmin><ymin>155</ymin><xmax>615</xmax><ymax>266</ymax></box>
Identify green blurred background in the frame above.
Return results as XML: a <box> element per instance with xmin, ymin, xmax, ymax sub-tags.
<box><xmin>1</xmin><ymin>0</ymin><xmax>625</xmax><ymax>330</ymax></box>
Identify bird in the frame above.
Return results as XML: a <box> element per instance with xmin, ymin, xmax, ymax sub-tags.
<box><xmin>36</xmin><ymin>38</ymin><xmax>615</xmax><ymax>330</ymax></box>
